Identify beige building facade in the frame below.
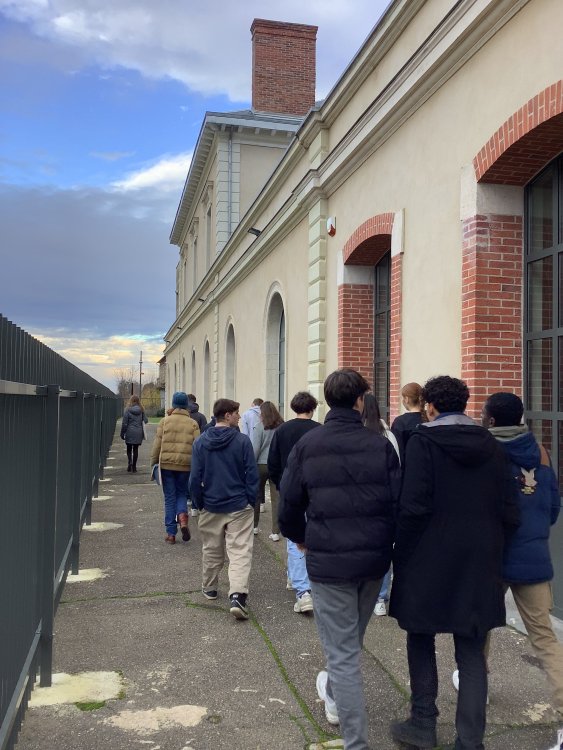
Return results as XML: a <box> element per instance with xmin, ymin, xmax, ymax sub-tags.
<box><xmin>165</xmin><ymin>2</ymin><xmax>563</xmax><ymax>608</ymax></box>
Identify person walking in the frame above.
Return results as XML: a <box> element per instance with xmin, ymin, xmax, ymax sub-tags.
<box><xmin>150</xmin><ymin>391</ymin><xmax>200</xmax><ymax>544</ymax></box>
<box><xmin>279</xmin><ymin>369</ymin><xmax>400</xmax><ymax>750</ymax></box>
<box><xmin>391</xmin><ymin>382</ymin><xmax>427</xmax><ymax>464</ymax></box>
<box><xmin>240</xmin><ymin>398</ymin><xmax>263</xmax><ymax>437</ymax></box>
<box><xmin>478</xmin><ymin>392</ymin><xmax>563</xmax><ymax>747</ymax></box>
<box><xmin>187</xmin><ymin>394</ymin><xmax>207</xmax><ymax>431</ymax></box>
<box><xmin>251</xmin><ymin>400</ymin><xmax>283</xmax><ymax>540</ymax></box>
<box><xmin>120</xmin><ymin>394</ymin><xmax>148</xmax><ymax>473</ymax></box>
<box><xmin>389</xmin><ymin>376</ymin><xmax>519</xmax><ymax>750</ymax></box>
<box><xmin>189</xmin><ymin>399</ymin><xmax>259</xmax><ymax>620</ymax></box>
<box><xmin>362</xmin><ymin>392</ymin><xmax>400</xmax><ymax>617</ymax></box>
<box><xmin>267</xmin><ymin>391</ymin><xmax>321</xmax><ymax>615</ymax></box>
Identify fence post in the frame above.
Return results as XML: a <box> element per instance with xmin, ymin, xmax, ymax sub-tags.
<box><xmin>70</xmin><ymin>391</ymin><xmax>84</xmax><ymax>575</ymax></box>
<box><xmin>39</xmin><ymin>384</ymin><xmax>60</xmax><ymax>687</ymax></box>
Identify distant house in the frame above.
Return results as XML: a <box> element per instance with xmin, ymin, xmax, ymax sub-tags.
<box><xmin>165</xmin><ymin>4</ymin><xmax>563</xmax><ymax>492</ymax></box>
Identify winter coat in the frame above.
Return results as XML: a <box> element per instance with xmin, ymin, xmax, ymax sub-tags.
<box><xmin>267</xmin><ymin>418</ymin><xmax>321</xmax><ymax>489</ymax></box>
<box><xmin>492</xmin><ymin>427</ymin><xmax>561</xmax><ymax>584</ymax></box>
<box><xmin>279</xmin><ymin>407</ymin><xmax>401</xmax><ymax>584</ymax></box>
<box><xmin>391</xmin><ymin>411</ymin><xmax>424</xmax><ymax>465</ymax></box>
<box><xmin>189</xmin><ymin>426</ymin><xmax>259</xmax><ymax>514</ymax></box>
<box><xmin>188</xmin><ymin>401</ymin><xmax>207</xmax><ymax>431</ymax></box>
<box><xmin>389</xmin><ymin>415</ymin><xmax>520</xmax><ymax>638</ymax></box>
<box><xmin>240</xmin><ymin>405</ymin><xmax>261</xmax><ymax>437</ymax></box>
<box><xmin>150</xmin><ymin>409</ymin><xmax>200</xmax><ymax>471</ymax></box>
<box><xmin>251</xmin><ymin>421</ymin><xmax>279</xmax><ymax>464</ymax></box>
<box><xmin>121</xmin><ymin>405</ymin><xmax>148</xmax><ymax>445</ymax></box>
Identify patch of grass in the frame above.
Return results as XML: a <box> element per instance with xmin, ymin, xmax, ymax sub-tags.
<box><xmin>117</xmin><ymin>689</ymin><xmax>126</xmax><ymax>700</ymax></box>
<box><xmin>75</xmin><ymin>701</ymin><xmax>106</xmax><ymax>711</ymax></box>
<box><xmin>206</xmin><ymin>714</ymin><xmax>222</xmax><ymax>724</ymax></box>
<box><xmin>148</xmin><ymin>417</ymin><xmax>162</xmax><ymax>423</ymax></box>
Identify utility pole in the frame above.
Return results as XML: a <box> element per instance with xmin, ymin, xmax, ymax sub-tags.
<box><xmin>139</xmin><ymin>350</ymin><xmax>143</xmax><ymax>398</ymax></box>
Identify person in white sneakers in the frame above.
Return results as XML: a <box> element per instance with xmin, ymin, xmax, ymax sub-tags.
<box><xmin>279</xmin><ymin>369</ymin><xmax>400</xmax><ymax>747</ymax></box>
<box><xmin>251</xmin><ymin>401</ymin><xmax>283</xmax><ymax>539</ymax></box>
<box><xmin>268</xmin><ymin>391</ymin><xmax>321</xmax><ymax>615</ymax></box>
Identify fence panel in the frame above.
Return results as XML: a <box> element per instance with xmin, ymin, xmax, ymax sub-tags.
<box><xmin>0</xmin><ymin>315</ymin><xmax>121</xmax><ymax>750</ymax></box>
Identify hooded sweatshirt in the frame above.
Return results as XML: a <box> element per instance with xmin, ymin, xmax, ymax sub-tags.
<box><xmin>188</xmin><ymin>426</ymin><xmax>259</xmax><ymax>514</ymax></box>
<box><xmin>390</xmin><ymin>416</ymin><xmax>520</xmax><ymax>637</ymax></box>
<box><xmin>187</xmin><ymin>401</ymin><xmax>207</xmax><ymax>431</ymax></box>
<box><xmin>490</xmin><ymin>426</ymin><xmax>560</xmax><ymax>584</ymax></box>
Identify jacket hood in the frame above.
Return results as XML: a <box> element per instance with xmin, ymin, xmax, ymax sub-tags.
<box><xmin>495</xmin><ymin>429</ymin><xmax>540</xmax><ymax>471</ymax></box>
<box><xmin>128</xmin><ymin>405</ymin><xmax>143</xmax><ymax>415</ymax></box>
<box><xmin>418</xmin><ymin>423</ymin><xmax>497</xmax><ymax>467</ymax></box>
<box><xmin>199</xmin><ymin>425</ymin><xmax>239</xmax><ymax>451</ymax></box>
<box><xmin>188</xmin><ymin>401</ymin><xmax>200</xmax><ymax>413</ymax></box>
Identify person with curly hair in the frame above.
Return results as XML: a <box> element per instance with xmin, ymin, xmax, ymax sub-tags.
<box><xmin>389</xmin><ymin>375</ymin><xmax>520</xmax><ymax>750</ymax></box>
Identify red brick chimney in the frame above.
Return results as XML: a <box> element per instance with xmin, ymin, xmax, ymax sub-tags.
<box><xmin>251</xmin><ymin>19</ymin><xmax>318</xmax><ymax>116</ymax></box>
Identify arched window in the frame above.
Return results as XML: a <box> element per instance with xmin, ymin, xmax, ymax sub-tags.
<box><xmin>373</xmin><ymin>253</ymin><xmax>391</xmax><ymax>424</ymax></box>
<box><xmin>525</xmin><ymin>154</ymin><xmax>563</xmax><ymax>488</ymax></box>
<box><xmin>203</xmin><ymin>341</ymin><xmax>210</xmax><ymax>417</ymax></box>
<box><xmin>191</xmin><ymin>350</ymin><xmax>196</xmax><ymax>395</ymax></box>
<box><xmin>266</xmin><ymin>292</ymin><xmax>285</xmax><ymax>413</ymax></box>
<box><xmin>225</xmin><ymin>324</ymin><xmax>236</xmax><ymax>399</ymax></box>
<box><xmin>182</xmin><ymin>357</ymin><xmax>186</xmax><ymax>390</ymax></box>
<box><xmin>174</xmin><ymin>363</ymin><xmax>177</xmax><ymax>395</ymax></box>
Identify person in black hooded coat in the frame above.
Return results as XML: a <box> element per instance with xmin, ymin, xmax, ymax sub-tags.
<box><xmin>389</xmin><ymin>376</ymin><xmax>519</xmax><ymax>750</ymax></box>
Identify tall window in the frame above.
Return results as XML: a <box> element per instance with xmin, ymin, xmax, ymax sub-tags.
<box><xmin>203</xmin><ymin>340</ymin><xmax>210</xmax><ymax>417</ymax></box>
<box><xmin>206</xmin><ymin>207</ymin><xmax>212</xmax><ymax>270</ymax></box>
<box><xmin>182</xmin><ymin>357</ymin><xmax>186</xmax><ymax>390</ymax></box>
<box><xmin>191</xmin><ymin>350</ymin><xmax>196</xmax><ymax>395</ymax></box>
<box><xmin>525</xmin><ymin>155</ymin><xmax>563</xmax><ymax>490</ymax></box>
<box><xmin>278</xmin><ymin>310</ymin><xmax>286</xmax><ymax>414</ymax></box>
<box><xmin>192</xmin><ymin>238</ymin><xmax>198</xmax><ymax>293</ymax></box>
<box><xmin>225</xmin><ymin>325</ymin><xmax>236</xmax><ymax>398</ymax></box>
<box><xmin>373</xmin><ymin>253</ymin><xmax>391</xmax><ymax>423</ymax></box>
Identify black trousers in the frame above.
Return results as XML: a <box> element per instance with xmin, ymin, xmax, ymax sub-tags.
<box><xmin>126</xmin><ymin>443</ymin><xmax>139</xmax><ymax>468</ymax></box>
<box><xmin>407</xmin><ymin>632</ymin><xmax>487</xmax><ymax>750</ymax></box>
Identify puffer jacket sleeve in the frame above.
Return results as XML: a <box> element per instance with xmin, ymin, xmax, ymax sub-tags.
<box><xmin>150</xmin><ymin>418</ymin><xmax>164</xmax><ymax>465</ymax></box>
<box><xmin>278</xmin><ymin>442</ymin><xmax>308</xmax><ymax>544</ymax></box>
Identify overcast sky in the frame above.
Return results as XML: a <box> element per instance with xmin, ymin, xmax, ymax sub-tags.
<box><xmin>0</xmin><ymin>0</ymin><xmax>389</xmax><ymax>390</ymax></box>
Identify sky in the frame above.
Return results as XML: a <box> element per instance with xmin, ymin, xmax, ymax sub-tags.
<box><xmin>0</xmin><ymin>0</ymin><xmax>389</xmax><ymax>390</ymax></box>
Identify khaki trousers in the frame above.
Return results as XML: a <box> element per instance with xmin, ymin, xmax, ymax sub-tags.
<box><xmin>198</xmin><ymin>506</ymin><xmax>254</xmax><ymax>596</ymax></box>
<box><xmin>486</xmin><ymin>582</ymin><xmax>563</xmax><ymax>714</ymax></box>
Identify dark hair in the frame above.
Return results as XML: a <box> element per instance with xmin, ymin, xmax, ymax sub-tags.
<box><xmin>362</xmin><ymin>393</ymin><xmax>385</xmax><ymax>435</ymax></box>
<box><xmin>401</xmin><ymin>381</ymin><xmax>427</xmax><ymax>422</ymax></box>
<box><xmin>213</xmin><ymin>398</ymin><xmax>240</xmax><ymax>420</ymax></box>
<box><xmin>422</xmin><ymin>376</ymin><xmax>469</xmax><ymax>414</ymax></box>
<box><xmin>188</xmin><ymin>393</ymin><xmax>196</xmax><ymax>402</ymax></box>
<box><xmin>324</xmin><ymin>368</ymin><xmax>371</xmax><ymax>409</ymax></box>
<box><xmin>260</xmin><ymin>401</ymin><xmax>284</xmax><ymax>430</ymax></box>
<box><xmin>290</xmin><ymin>391</ymin><xmax>318</xmax><ymax>414</ymax></box>
<box><xmin>484</xmin><ymin>392</ymin><xmax>524</xmax><ymax>427</ymax></box>
<box><xmin>252</xmin><ymin>398</ymin><xmax>264</xmax><ymax>406</ymax></box>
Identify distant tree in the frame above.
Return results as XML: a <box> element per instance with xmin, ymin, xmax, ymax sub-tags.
<box><xmin>114</xmin><ymin>367</ymin><xmax>136</xmax><ymax>399</ymax></box>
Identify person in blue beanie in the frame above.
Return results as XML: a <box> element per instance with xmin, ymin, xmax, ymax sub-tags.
<box><xmin>189</xmin><ymin>398</ymin><xmax>259</xmax><ymax>620</ymax></box>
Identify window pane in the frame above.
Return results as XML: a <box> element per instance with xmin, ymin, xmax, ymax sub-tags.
<box><xmin>374</xmin><ymin>362</ymin><xmax>388</xmax><ymax>408</ymax></box>
<box><xmin>529</xmin><ymin>168</ymin><xmax>554</xmax><ymax>252</ymax></box>
<box><xmin>528</xmin><ymin>339</ymin><xmax>553</xmax><ymax>410</ymax></box>
<box><xmin>559</xmin><ymin>256</ymin><xmax>563</xmax><ymax>327</ymax></box>
<box><xmin>528</xmin><ymin>418</ymin><xmax>553</xmax><ymax>456</ymax></box>
<box><xmin>375</xmin><ymin>256</ymin><xmax>390</xmax><ymax>310</ymax></box>
<box><xmin>374</xmin><ymin>312</ymin><xmax>388</xmax><ymax>360</ymax></box>
<box><xmin>528</xmin><ymin>257</ymin><xmax>553</xmax><ymax>332</ymax></box>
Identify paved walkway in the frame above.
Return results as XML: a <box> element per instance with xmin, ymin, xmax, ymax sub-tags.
<box><xmin>16</xmin><ymin>424</ymin><xmax>561</xmax><ymax>750</ymax></box>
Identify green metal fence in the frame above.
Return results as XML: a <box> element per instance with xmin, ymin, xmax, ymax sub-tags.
<box><xmin>0</xmin><ymin>315</ymin><xmax>121</xmax><ymax>750</ymax></box>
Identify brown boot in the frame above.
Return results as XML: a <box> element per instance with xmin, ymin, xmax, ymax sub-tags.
<box><xmin>165</xmin><ymin>534</ymin><xmax>176</xmax><ymax>544</ymax></box>
<box><xmin>178</xmin><ymin>513</ymin><xmax>191</xmax><ymax>542</ymax></box>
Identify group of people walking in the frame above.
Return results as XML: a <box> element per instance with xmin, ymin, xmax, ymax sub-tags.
<box><xmin>120</xmin><ymin>369</ymin><xmax>563</xmax><ymax>750</ymax></box>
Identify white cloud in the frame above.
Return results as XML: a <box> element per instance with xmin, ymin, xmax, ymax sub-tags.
<box><xmin>111</xmin><ymin>152</ymin><xmax>192</xmax><ymax>193</ymax></box>
<box><xmin>90</xmin><ymin>150</ymin><xmax>135</xmax><ymax>162</ymax></box>
<box><xmin>0</xmin><ymin>0</ymin><xmax>390</xmax><ymax>100</ymax></box>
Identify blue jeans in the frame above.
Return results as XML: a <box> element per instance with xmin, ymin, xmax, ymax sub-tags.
<box><xmin>161</xmin><ymin>469</ymin><xmax>189</xmax><ymax>535</ymax></box>
<box><xmin>378</xmin><ymin>568</ymin><xmax>392</xmax><ymax>601</ymax></box>
<box><xmin>287</xmin><ymin>539</ymin><xmax>311</xmax><ymax>596</ymax></box>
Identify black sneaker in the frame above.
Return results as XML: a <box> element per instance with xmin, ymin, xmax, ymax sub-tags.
<box><xmin>181</xmin><ymin>525</ymin><xmax>191</xmax><ymax>542</ymax></box>
<box><xmin>229</xmin><ymin>593</ymin><xmax>249</xmax><ymax>620</ymax></box>
<box><xmin>202</xmin><ymin>589</ymin><xmax>217</xmax><ymax>600</ymax></box>
<box><xmin>390</xmin><ymin>719</ymin><xmax>437</xmax><ymax>749</ymax></box>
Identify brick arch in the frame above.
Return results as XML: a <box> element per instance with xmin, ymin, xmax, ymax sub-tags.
<box><xmin>338</xmin><ymin>212</ymin><xmax>403</xmax><ymax>420</ymax></box>
<box><xmin>343</xmin><ymin>213</ymin><xmax>394</xmax><ymax>264</ymax></box>
<box><xmin>474</xmin><ymin>81</ymin><xmax>563</xmax><ymax>185</ymax></box>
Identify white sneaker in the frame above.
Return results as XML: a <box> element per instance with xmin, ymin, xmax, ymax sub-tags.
<box><xmin>268</xmin><ymin>533</ymin><xmax>280</xmax><ymax>542</ymax></box>
<box><xmin>316</xmin><ymin>670</ymin><xmax>339</xmax><ymax>725</ymax></box>
<box><xmin>374</xmin><ymin>599</ymin><xmax>387</xmax><ymax>616</ymax></box>
<box><xmin>294</xmin><ymin>591</ymin><xmax>314</xmax><ymax>614</ymax></box>
<box><xmin>547</xmin><ymin>728</ymin><xmax>563</xmax><ymax>750</ymax></box>
<box><xmin>189</xmin><ymin>508</ymin><xmax>199</xmax><ymax>517</ymax></box>
<box><xmin>253</xmin><ymin>527</ymin><xmax>259</xmax><ymax>535</ymax></box>
<box><xmin>452</xmin><ymin>669</ymin><xmax>489</xmax><ymax>704</ymax></box>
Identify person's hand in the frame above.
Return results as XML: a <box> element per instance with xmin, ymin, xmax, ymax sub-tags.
<box><xmin>296</xmin><ymin>543</ymin><xmax>307</xmax><ymax>552</ymax></box>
